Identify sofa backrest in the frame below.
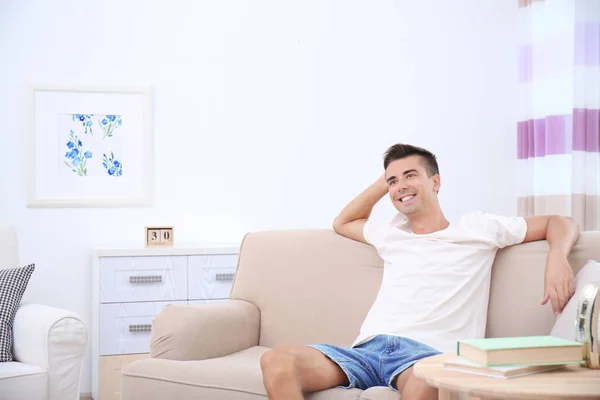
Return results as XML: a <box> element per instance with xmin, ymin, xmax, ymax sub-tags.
<box><xmin>486</xmin><ymin>231</ymin><xmax>600</xmax><ymax>338</ymax></box>
<box><xmin>231</xmin><ymin>229</ymin><xmax>600</xmax><ymax>349</ymax></box>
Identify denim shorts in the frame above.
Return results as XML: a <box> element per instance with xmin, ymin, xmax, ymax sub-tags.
<box><xmin>308</xmin><ymin>335</ymin><xmax>441</xmax><ymax>391</ymax></box>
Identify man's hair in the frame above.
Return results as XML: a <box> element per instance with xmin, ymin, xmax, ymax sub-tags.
<box><xmin>383</xmin><ymin>144</ymin><xmax>439</xmax><ymax>177</ymax></box>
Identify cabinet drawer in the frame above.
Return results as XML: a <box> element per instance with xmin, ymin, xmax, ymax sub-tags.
<box><xmin>99</xmin><ymin>301</ymin><xmax>185</xmax><ymax>355</ymax></box>
<box><xmin>188</xmin><ymin>254</ymin><xmax>238</xmax><ymax>269</ymax></box>
<box><xmin>99</xmin><ymin>256</ymin><xmax>187</xmax><ymax>303</ymax></box>
<box><xmin>188</xmin><ymin>267</ymin><xmax>236</xmax><ymax>300</ymax></box>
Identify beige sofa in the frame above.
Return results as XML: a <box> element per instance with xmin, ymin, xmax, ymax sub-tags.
<box><xmin>121</xmin><ymin>229</ymin><xmax>600</xmax><ymax>400</ymax></box>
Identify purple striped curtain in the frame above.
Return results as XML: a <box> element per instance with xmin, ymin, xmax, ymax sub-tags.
<box><xmin>517</xmin><ymin>0</ymin><xmax>600</xmax><ymax>230</ymax></box>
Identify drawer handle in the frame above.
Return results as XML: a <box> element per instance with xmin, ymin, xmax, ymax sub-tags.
<box><xmin>129</xmin><ymin>324</ymin><xmax>152</xmax><ymax>333</ymax></box>
<box><xmin>129</xmin><ymin>275</ymin><xmax>163</xmax><ymax>284</ymax></box>
<box><xmin>215</xmin><ymin>272</ymin><xmax>235</xmax><ymax>281</ymax></box>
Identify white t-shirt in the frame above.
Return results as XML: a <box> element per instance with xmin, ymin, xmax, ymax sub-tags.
<box><xmin>353</xmin><ymin>211</ymin><xmax>528</xmax><ymax>353</ymax></box>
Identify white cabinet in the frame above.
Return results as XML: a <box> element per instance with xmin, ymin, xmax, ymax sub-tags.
<box><xmin>99</xmin><ymin>256</ymin><xmax>188</xmax><ymax>303</ymax></box>
<box><xmin>188</xmin><ymin>266</ymin><xmax>237</xmax><ymax>300</ymax></box>
<box><xmin>92</xmin><ymin>246</ymin><xmax>238</xmax><ymax>400</ymax></box>
<box><xmin>188</xmin><ymin>255</ymin><xmax>238</xmax><ymax>300</ymax></box>
<box><xmin>99</xmin><ymin>300</ymin><xmax>187</xmax><ymax>356</ymax></box>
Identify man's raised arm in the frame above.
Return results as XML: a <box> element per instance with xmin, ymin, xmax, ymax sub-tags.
<box><xmin>523</xmin><ymin>215</ymin><xmax>581</xmax><ymax>315</ymax></box>
<box><xmin>332</xmin><ymin>175</ymin><xmax>388</xmax><ymax>244</ymax></box>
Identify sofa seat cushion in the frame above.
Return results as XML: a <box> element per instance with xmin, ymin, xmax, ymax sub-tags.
<box><xmin>122</xmin><ymin>346</ymin><xmax>399</xmax><ymax>400</ymax></box>
<box><xmin>0</xmin><ymin>361</ymin><xmax>47</xmax><ymax>400</ymax></box>
<box><xmin>359</xmin><ymin>387</ymin><xmax>400</xmax><ymax>400</ymax></box>
<box><xmin>0</xmin><ymin>361</ymin><xmax>45</xmax><ymax>379</ymax></box>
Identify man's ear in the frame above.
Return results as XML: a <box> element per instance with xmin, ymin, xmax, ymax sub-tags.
<box><xmin>432</xmin><ymin>174</ymin><xmax>441</xmax><ymax>194</ymax></box>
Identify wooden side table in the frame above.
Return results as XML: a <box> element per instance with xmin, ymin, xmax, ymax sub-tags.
<box><xmin>413</xmin><ymin>353</ymin><xmax>600</xmax><ymax>400</ymax></box>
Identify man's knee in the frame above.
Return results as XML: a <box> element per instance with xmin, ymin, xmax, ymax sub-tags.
<box><xmin>400</xmin><ymin>373</ymin><xmax>437</xmax><ymax>400</ymax></box>
<box><xmin>260</xmin><ymin>347</ymin><xmax>297</xmax><ymax>388</ymax></box>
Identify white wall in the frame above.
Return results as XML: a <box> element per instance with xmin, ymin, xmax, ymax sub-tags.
<box><xmin>0</xmin><ymin>0</ymin><xmax>516</xmax><ymax>394</ymax></box>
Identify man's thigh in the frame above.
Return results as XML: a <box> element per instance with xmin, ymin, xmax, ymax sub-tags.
<box><xmin>308</xmin><ymin>342</ymin><xmax>381</xmax><ymax>390</ymax></box>
<box><xmin>394</xmin><ymin>367</ymin><xmax>438</xmax><ymax>400</ymax></box>
<box><xmin>393</xmin><ymin>365</ymin><xmax>414</xmax><ymax>392</ymax></box>
<box><xmin>267</xmin><ymin>345</ymin><xmax>350</xmax><ymax>392</ymax></box>
<box><xmin>384</xmin><ymin>336</ymin><xmax>441</xmax><ymax>391</ymax></box>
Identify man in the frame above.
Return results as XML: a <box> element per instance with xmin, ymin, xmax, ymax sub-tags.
<box><xmin>260</xmin><ymin>144</ymin><xmax>580</xmax><ymax>400</ymax></box>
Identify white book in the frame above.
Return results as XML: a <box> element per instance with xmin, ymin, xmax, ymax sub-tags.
<box><xmin>443</xmin><ymin>357</ymin><xmax>567</xmax><ymax>379</ymax></box>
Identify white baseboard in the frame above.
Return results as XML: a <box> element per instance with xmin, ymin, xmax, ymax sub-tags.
<box><xmin>80</xmin><ymin>393</ymin><xmax>93</xmax><ymax>400</ymax></box>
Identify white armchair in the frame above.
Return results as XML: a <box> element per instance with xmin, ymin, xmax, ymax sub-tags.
<box><xmin>0</xmin><ymin>227</ymin><xmax>87</xmax><ymax>400</ymax></box>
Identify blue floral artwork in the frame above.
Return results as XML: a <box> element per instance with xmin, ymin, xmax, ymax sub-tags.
<box><xmin>58</xmin><ymin>113</ymin><xmax>124</xmax><ymax>177</ymax></box>
<box><xmin>63</xmin><ymin>130</ymin><xmax>93</xmax><ymax>176</ymax></box>
<box><xmin>99</xmin><ymin>115</ymin><xmax>122</xmax><ymax>139</ymax></box>
<box><xmin>102</xmin><ymin>152</ymin><xmax>123</xmax><ymax>177</ymax></box>
<box><xmin>72</xmin><ymin>113</ymin><xmax>122</xmax><ymax>138</ymax></box>
<box><xmin>73</xmin><ymin>114</ymin><xmax>94</xmax><ymax>135</ymax></box>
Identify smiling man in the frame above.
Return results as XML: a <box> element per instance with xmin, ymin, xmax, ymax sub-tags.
<box><xmin>260</xmin><ymin>143</ymin><xmax>580</xmax><ymax>400</ymax></box>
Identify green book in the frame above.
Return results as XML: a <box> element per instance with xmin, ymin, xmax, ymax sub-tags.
<box><xmin>457</xmin><ymin>336</ymin><xmax>584</xmax><ymax>366</ymax></box>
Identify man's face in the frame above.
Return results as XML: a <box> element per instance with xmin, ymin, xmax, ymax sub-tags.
<box><xmin>384</xmin><ymin>155</ymin><xmax>440</xmax><ymax>216</ymax></box>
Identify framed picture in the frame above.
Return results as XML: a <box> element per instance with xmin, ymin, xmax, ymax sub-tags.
<box><xmin>27</xmin><ymin>85</ymin><xmax>153</xmax><ymax>207</ymax></box>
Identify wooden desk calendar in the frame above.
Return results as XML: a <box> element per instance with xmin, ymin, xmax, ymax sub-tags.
<box><xmin>145</xmin><ymin>226</ymin><xmax>174</xmax><ymax>247</ymax></box>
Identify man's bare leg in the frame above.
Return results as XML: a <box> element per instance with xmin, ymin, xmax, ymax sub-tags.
<box><xmin>394</xmin><ymin>366</ymin><xmax>438</xmax><ymax>400</ymax></box>
<box><xmin>260</xmin><ymin>345</ymin><xmax>349</xmax><ymax>400</ymax></box>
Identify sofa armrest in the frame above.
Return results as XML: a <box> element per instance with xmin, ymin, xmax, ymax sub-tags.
<box><xmin>150</xmin><ymin>299</ymin><xmax>260</xmax><ymax>361</ymax></box>
<box><xmin>12</xmin><ymin>303</ymin><xmax>87</xmax><ymax>400</ymax></box>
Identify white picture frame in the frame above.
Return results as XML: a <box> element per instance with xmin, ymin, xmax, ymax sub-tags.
<box><xmin>27</xmin><ymin>85</ymin><xmax>153</xmax><ymax>207</ymax></box>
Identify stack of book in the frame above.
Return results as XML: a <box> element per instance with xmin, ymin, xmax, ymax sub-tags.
<box><xmin>444</xmin><ymin>335</ymin><xmax>584</xmax><ymax>379</ymax></box>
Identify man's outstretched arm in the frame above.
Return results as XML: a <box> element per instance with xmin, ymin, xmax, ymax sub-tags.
<box><xmin>332</xmin><ymin>175</ymin><xmax>388</xmax><ymax>244</ymax></box>
<box><xmin>523</xmin><ymin>215</ymin><xmax>581</xmax><ymax>315</ymax></box>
